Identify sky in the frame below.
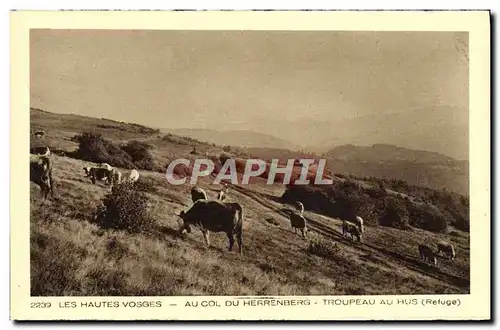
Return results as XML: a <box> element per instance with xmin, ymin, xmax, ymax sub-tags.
<box><xmin>30</xmin><ymin>29</ymin><xmax>468</xmax><ymax>131</ymax></box>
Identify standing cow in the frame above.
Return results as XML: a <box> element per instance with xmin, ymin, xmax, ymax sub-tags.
<box><xmin>288</xmin><ymin>201</ymin><xmax>307</xmax><ymax>238</ymax></box>
<box><xmin>418</xmin><ymin>244</ymin><xmax>437</xmax><ymax>265</ymax></box>
<box><xmin>342</xmin><ymin>220</ymin><xmax>362</xmax><ymax>242</ymax></box>
<box><xmin>83</xmin><ymin>166</ymin><xmax>111</xmax><ymax>184</ymax></box>
<box><xmin>30</xmin><ymin>155</ymin><xmax>54</xmax><ymax>199</ymax></box>
<box><xmin>178</xmin><ymin>199</ymin><xmax>244</xmax><ymax>254</ymax></box>
<box><xmin>437</xmin><ymin>241</ymin><xmax>456</xmax><ymax>261</ymax></box>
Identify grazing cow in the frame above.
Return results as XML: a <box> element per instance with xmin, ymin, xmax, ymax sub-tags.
<box><xmin>178</xmin><ymin>200</ymin><xmax>244</xmax><ymax>254</ymax></box>
<box><xmin>437</xmin><ymin>241</ymin><xmax>456</xmax><ymax>261</ymax></box>
<box><xmin>83</xmin><ymin>166</ymin><xmax>111</xmax><ymax>184</ymax></box>
<box><xmin>418</xmin><ymin>244</ymin><xmax>437</xmax><ymax>265</ymax></box>
<box><xmin>289</xmin><ymin>201</ymin><xmax>307</xmax><ymax>238</ymax></box>
<box><xmin>217</xmin><ymin>183</ymin><xmax>229</xmax><ymax>202</ymax></box>
<box><xmin>190</xmin><ymin>187</ymin><xmax>208</xmax><ymax>204</ymax></box>
<box><xmin>30</xmin><ymin>155</ymin><xmax>54</xmax><ymax>199</ymax></box>
<box><xmin>342</xmin><ymin>220</ymin><xmax>362</xmax><ymax>242</ymax></box>
<box><xmin>30</xmin><ymin>146</ymin><xmax>50</xmax><ymax>157</ymax></box>
<box><xmin>126</xmin><ymin>169</ymin><xmax>140</xmax><ymax>183</ymax></box>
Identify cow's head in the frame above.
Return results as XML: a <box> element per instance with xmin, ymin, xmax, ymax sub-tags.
<box><xmin>177</xmin><ymin>210</ymin><xmax>192</xmax><ymax>234</ymax></box>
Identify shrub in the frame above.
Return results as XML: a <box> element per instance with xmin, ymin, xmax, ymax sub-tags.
<box><xmin>379</xmin><ymin>197</ymin><xmax>409</xmax><ymax>229</ymax></box>
<box><xmin>72</xmin><ymin>133</ymin><xmax>156</xmax><ymax>170</ymax></box>
<box><xmin>306</xmin><ymin>236</ymin><xmax>341</xmax><ymax>259</ymax></box>
<box><xmin>72</xmin><ymin>132</ymin><xmax>134</xmax><ymax>168</ymax></box>
<box><xmin>120</xmin><ymin>140</ymin><xmax>155</xmax><ymax>170</ymax></box>
<box><xmin>406</xmin><ymin>202</ymin><xmax>449</xmax><ymax>233</ymax></box>
<box><xmin>95</xmin><ymin>182</ymin><xmax>155</xmax><ymax>233</ymax></box>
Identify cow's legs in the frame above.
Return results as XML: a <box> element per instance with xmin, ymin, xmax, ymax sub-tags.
<box><xmin>236</xmin><ymin>232</ymin><xmax>243</xmax><ymax>254</ymax></box>
<box><xmin>227</xmin><ymin>233</ymin><xmax>235</xmax><ymax>251</ymax></box>
<box><xmin>202</xmin><ymin>230</ymin><xmax>210</xmax><ymax>246</ymax></box>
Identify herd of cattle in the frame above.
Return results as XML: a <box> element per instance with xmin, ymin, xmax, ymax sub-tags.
<box><xmin>179</xmin><ymin>185</ymin><xmax>457</xmax><ymax>267</ymax></box>
<box><xmin>29</xmin><ymin>146</ymin><xmax>140</xmax><ymax>200</ymax></box>
<box><xmin>29</xmin><ymin>143</ymin><xmax>457</xmax><ymax>266</ymax></box>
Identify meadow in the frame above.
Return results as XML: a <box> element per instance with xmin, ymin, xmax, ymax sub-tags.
<box><xmin>30</xmin><ymin>108</ymin><xmax>470</xmax><ymax>296</ymax></box>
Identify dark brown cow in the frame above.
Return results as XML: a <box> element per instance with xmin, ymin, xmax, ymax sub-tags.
<box><xmin>178</xmin><ymin>200</ymin><xmax>244</xmax><ymax>254</ymax></box>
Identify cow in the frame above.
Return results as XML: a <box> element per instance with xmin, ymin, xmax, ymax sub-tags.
<box><xmin>83</xmin><ymin>166</ymin><xmax>111</xmax><ymax>184</ymax></box>
<box><xmin>190</xmin><ymin>187</ymin><xmax>208</xmax><ymax>204</ymax></box>
<box><xmin>418</xmin><ymin>244</ymin><xmax>437</xmax><ymax>265</ymax></box>
<box><xmin>30</xmin><ymin>155</ymin><xmax>54</xmax><ymax>199</ymax></box>
<box><xmin>177</xmin><ymin>199</ymin><xmax>244</xmax><ymax>254</ymax></box>
<box><xmin>126</xmin><ymin>169</ymin><xmax>140</xmax><ymax>183</ymax></box>
<box><xmin>288</xmin><ymin>201</ymin><xmax>307</xmax><ymax>238</ymax></box>
<box><xmin>437</xmin><ymin>241</ymin><xmax>456</xmax><ymax>261</ymax></box>
<box><xmin>217</xmin><ymin>183</ymin><xmax>229</xmax><ymax>202</ymax></box>
<box><xmin>342</xmin><ymin>220</ymin><xmax>362</xmax><ymax>242</ymax></box>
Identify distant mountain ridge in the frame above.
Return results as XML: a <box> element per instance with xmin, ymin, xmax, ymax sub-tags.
<box><xmin>323</xmin><ymin>143</ymin><xmax>458</xmax><ymax>164</ymax></box>
<box><xmin>235</xmin><ymin>106</ymin><xmax>468</xmax><ymax>161</ymax></box>
<box><xmin>165</xmin><ymin>128</ymin><xmax>299</xmax><ymax>151</ymax></box>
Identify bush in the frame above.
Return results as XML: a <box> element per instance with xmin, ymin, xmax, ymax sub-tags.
<box><xmin>406</xmin><ymin>202</ymin><xmax>449</xmax><ymax>233</ymax></box>
<box><xmin>306</xmin><ymin>236</ymin><xmax>341</xmax><ymax>259</ymax></box>
<box><xmin>95</xmin><ymin>182</ymin><xmax>154</xmax><ymax>233</ymax></box>
<box><xmin>72</xmin><ymin>133</ymin><xmax>156</xmax><ymax>170</ymax></box>
<box><xmin>120</xmin><ymin>140</ymin><xmax>155</xmax><ymax>170</ymax></box>
<box><xmin>72</xmin><ymin>132</ymin><xmax>134</xmax><ymax>168</ymax></box>
<box><xmin>379</xmin><ymin>197</ymin><xmax>409</xmax><ymax>229</ymax></box>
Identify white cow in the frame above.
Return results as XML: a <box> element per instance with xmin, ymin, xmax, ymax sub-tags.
<box><xmin>127</xmin><ymin>169</ymin><xmax>140</xmax><ymax>183</ymax></box>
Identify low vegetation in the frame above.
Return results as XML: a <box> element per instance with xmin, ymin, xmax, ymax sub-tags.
<box><xmin>71</xmin><ymin>132</ymin><xmax>156</xmax><ymax>170</ymax></box>
<box><xmin>95</xmin><ymin>182</ymin><xmax>155</xmax><ymax>233</ymax></box>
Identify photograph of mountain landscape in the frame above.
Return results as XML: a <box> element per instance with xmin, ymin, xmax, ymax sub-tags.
<box><xmin>29</xmin><ymin>28</ymin><xmax>470</xmax><ymax>298</ymax></box>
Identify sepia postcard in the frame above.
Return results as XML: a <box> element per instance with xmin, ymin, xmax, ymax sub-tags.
<box><xmin>11</xmin><ymin>10</ymin><xmax>490</xmax><ymax>321</ymax></box>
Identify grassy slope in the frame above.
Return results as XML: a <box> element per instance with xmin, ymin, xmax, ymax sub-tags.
<box><xmin>30</xmin><ymin>109</ymin><xmax>470</xmax><ymax>296</ymax></box>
